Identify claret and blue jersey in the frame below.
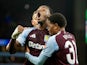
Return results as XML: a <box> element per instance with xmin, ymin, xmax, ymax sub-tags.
<box><xmin>25</xmin><ymin>31</ymin><xmax>79</xmax><ymax>65</ymax></box>
<box><xmin>16</xmin><ymin>27</ymin><xmax>50</xmax><ymax>65</ymax></box>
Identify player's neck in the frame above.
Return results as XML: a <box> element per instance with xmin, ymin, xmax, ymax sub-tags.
<box><xmin>60</xmin><ymin>28</ymin><xmax>65</xmax><ymax>32</ymax></box>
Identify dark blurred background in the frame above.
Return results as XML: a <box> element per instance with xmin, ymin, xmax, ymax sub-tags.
<box><xmin>0</xmin><ymin>0</ymin><xmax>86</xmax><ymax>65</ymax></box>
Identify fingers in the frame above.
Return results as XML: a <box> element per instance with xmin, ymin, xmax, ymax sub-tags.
<box><xmin>11</xmin><ymin>25</ymin><xmax>24</xmax><ymax>39</ymax></box>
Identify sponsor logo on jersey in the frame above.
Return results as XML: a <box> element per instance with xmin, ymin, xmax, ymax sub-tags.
<box><xmin>30</xmin><ymin>34</ymin><xmax>36</xmax><ymax>38</ymax></box>
<box><xmin>28</xmin><ymin>41</ymin><xmax>44</xmax><ymax>50</ymax></box>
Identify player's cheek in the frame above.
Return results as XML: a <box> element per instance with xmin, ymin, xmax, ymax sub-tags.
<box><xmin>31</xmin><ymin>20</ymin><xmax>38</xmax><ymax>26</ymax></box>
<box><xmin>48</xmin><ymin>28</ymin><xmax>52</xmax><ymax>35</ymax></box>
<box><xmin>50</xmin><ymin>27</ymin><xmax>55</xmax><ymax>35</ymax></box>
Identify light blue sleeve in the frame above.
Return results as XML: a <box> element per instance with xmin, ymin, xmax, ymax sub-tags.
<box><xmin>25</xmin><ymin>35</ymin><xmax>59</xmax><ymax>65</ymax></box>
<box><xmin>16</xmin><ymin>27</ymin><xmax>35</xmax><ymax>46</ymax></box>
<box><xmin>25</xmin><ymin>52</ymin><xmax>48</xmax><ymax>65</ymax></box>
<box><xmin>41</xmin><ymin>35</ymin><xmax>59</xmax><ymax>57</ymax></box>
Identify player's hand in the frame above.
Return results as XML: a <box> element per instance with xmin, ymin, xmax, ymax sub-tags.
<box><xmin>11</xmin><ymin>25</ymin><xmax>24</xmax><ymax>39</ymax></box>
<box><xmin>43</xmin><ymin>45</ymin><xmax>46</xmax><ymax>49</ymax></box>
<box><xmin>6</xmin><ymin>39</ymin><xmax>16</xmax><ymax>54</ymax></box>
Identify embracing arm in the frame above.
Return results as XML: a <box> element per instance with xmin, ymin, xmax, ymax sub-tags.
<box><xmin>25</xmin><ymin>52</ymin><xmax>48</xmax><ymax>65</ymax></box>
<box><xmin>25</xmin><ymin>36</ymin><xmax>59</xmax><ymax>65</ymax></box>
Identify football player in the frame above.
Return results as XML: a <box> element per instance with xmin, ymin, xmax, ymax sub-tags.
<box><xmin>25</xmin><ymin>13</ymin><xmax>79</xmax><ymax>65</ymax></box>
<box><xmin>6</xmin><ymin>5</ymin><xmax>52</xmax><ymax>65</ymax></box>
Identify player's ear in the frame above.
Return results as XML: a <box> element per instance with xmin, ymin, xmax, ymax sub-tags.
<box><xmin>54</xmin><ymin>23</ymin><xmax>58</xmax><ymax>27</ymax></box>
<box><xmin>54</xmin><ymin>23</ymin><xmax>60</xmax><ymax>30</ymax></box>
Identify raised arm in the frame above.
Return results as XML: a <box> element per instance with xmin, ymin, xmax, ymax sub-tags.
<box><xmin>6</xmin><ymin>25</ymin><xmax>24</xmax><ymax>54</ymax></box>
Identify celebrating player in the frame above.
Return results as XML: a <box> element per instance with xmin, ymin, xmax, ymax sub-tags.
<box><xmin>25</xmin><ymin>13</ymin><xmax>79</xmax><ymax>65</ymax></box>
<box><xmin>6</xmin><ymin>5</ymin><xmax>52</xmax><ymax>65</ymax></box>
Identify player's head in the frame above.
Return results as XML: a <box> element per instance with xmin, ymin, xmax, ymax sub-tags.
<box><xmin>36</xmin><ymin>5</ymin><xmax>52</xmax><ymax>20</ymax></box>
<box><xmin>46</xmin><ymin>13</ymin><xmax>67</xmax><ymax>35</ymax></box>
<box><xmin>31</xmin><ymin>5</ymin><xmax>53</xmax><ymax>29</ymax></box>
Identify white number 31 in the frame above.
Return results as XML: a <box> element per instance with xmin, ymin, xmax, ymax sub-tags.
<box><xmin>65</xmin><ymin>40</ymin><xmax>79</xmax><ymax>64</ymax></box>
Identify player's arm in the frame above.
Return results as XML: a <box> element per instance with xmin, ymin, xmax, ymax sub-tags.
<box><xmin>25</xmin><ymin>36</ymin><xmax>59</xmax><ymax>65</ymax></box>
<box><xmin>6</xmin><ymin>39</ymin><xmax>22</xmax><ymax>54</ymax></box>
<box><xmin>11</xmin><ymin>25</ymin><xmax>24</xmax><ymax>39</ymax></box>
<box><xmin>6</xmin><ymin>25</ymin><xmax>24</xmax><ymax>53</ymax></box>
<box><xmin>14</xmin><ymin>27</ymin><xmax>34</xmax><ymax>49</ymax></box>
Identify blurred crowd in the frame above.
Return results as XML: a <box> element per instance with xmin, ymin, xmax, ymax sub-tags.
<box><xmin>0</xmin><ymin>46</ymin><xmax>25</xmax><ymax>64</ymax></box>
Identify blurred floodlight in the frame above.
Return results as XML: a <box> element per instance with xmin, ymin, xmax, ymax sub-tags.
<box><xmin>24</xmin><ymin>4</ymin><xmax>29</xmax><ymax>10</ymax></box>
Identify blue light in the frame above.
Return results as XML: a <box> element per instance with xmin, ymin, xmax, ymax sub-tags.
<box><xmin>0</xmin><ymin>39</ymin><xmax>10</xmax><ymax>46</ymax></box>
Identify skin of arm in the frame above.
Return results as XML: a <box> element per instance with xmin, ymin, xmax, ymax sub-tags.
<box><xmin>6</xmin><ymin>27</ymin><xmax>31</xmax><ymax>54</ymax></box>
<box><xmin>6</xmin><ymin>25</ymin><xmax>24</xmax><ymax>53</ymax></box>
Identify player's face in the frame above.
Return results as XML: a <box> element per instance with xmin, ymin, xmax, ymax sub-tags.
<box><xmin>31</xmin><ymin>5</ymin><xmax>51</xmax><ymax>29</ymax></box>
<box><xmin>37</xmin><ymin>6</ymin><xmax>51</xmax><ymax>21</ymax></box>
<box><xmin>46</xmin><ymin>19</ymin><xmax>59</xmax><ymax>35</ymax></box>
<box><xmin>31</xmin><ymin>11</ymin><xmax>38</xmax><ymax>27</ymax></box>
<box><xmin>31</xmin><ymin>11</ymin><xmax>46</xmax><ymax>29</ymax></box>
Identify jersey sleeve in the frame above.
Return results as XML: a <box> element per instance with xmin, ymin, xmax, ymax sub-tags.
<box><xmin>41</xmin><ymin>35</ymin><xmax>59</xmax><ymax>57</ymax></box>
<box><xmin>16</xmin><ymin>27</ymin><xmax>35</xmax><ymax>46</ymax></box>
<box><xmin>25</xmin><ymin>35</ymin><xmax>59</xmax><ymax>65</ymax></box>
<box><xmin>25</xmin><ymin>52</ymin><xmax>48</xmax><ymax>65</ymax></box>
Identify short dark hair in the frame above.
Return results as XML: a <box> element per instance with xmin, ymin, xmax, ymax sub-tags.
<box><xmin>48</xmin><ymin>13</ymin><xmax>67</xmax><ymax>28</ymax></box>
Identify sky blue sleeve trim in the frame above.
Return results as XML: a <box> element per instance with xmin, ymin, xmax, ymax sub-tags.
<box><xmin>25</xmin><ymin>52</ymin><xmax>48</xmax><ymax>65</ymax></box>
<box><xmin>16</xmin><ymin>27</ymin><xmax>35</xmax><ymax>46</ymax></box>
<box><xmin>24</xmin><ymin>35</ymin><xmax>59</xmax><ymax>65</ymax></box>
<box><xmin>41</xmin><ymin>35</ymin><xmax>59</xmax><ymax>57</ymax></box>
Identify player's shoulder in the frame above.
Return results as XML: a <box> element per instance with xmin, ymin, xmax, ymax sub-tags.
<box><xmin>48</xmin><ymin>35</ymin><xmax>56</xmax><ymax>42</ymax></box>
<box><xmin>66</xmin><ymin>31</ymin><xmax>75</xmax><ymax>39</ymax></box>
<box><xmin>23</xmin><ymin>27</ymin><xmax>36</xmax><ymax>32</ymax></box>
<box><xmin>20</xmin><ymin>27</ymin><xmax>36</xmax><ymax>37</ymax></box>
<box><xmin>25</xmin><ymin>27</ymin><xmax>36</xmax><ymax>30</ymax></box>
<box><xmin>46</xmin><ymin>35</ymin><xmax>58</xmax><ymax>51</ymax></box>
